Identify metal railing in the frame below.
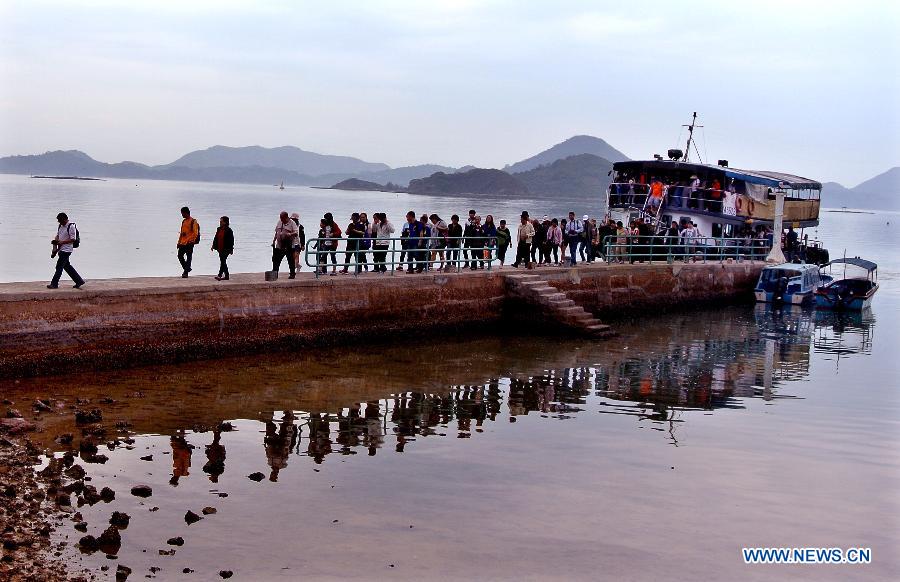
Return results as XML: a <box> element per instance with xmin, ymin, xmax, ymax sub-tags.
<box><xmin>601</xmin><ymin>235</ymin><xmax>771</xmax><ymax>263</ymax></box>
<box><xmin>304</xmin><ymin>236</ymin><xmax>501</xmax><ymax>278</ymax></box>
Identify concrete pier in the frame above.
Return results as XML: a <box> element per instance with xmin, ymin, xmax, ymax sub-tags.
<box><xmin>0</xmin><ymin>262</ymin><xmax>763</xmax><ymax>377</ymax></box>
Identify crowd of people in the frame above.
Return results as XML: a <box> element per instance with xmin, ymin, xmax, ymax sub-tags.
<box><xmin>44</xmin><ymin>204</ymin><xmax>780</xmax><ymax>288</ymax></box>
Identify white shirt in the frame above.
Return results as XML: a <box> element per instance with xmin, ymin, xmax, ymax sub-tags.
<box><xmin>56</xmin><ymin>222</ymin><xmax>77</xmax><ymax>253</ymax></box>
<box><xmin>274</xmin><ymin>219</ymin><xmax>299</xmax><ymax>246</ymax></box>
<box><xmin>375</xmin><ymin>221</ymin><xmax>395</xmax><ymax>240</ymax></box>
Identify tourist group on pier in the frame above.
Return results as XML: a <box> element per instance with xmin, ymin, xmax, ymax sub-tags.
<box><xmin>45</xmin><ymin>205</ymin><xmax>777</xmax><ymax>287</ymax></box>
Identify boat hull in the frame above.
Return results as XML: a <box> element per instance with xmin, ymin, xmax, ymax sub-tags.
<box><xmin>814</xmin><ymin>285</ymin><xmax>878</xmax><ymax>311</ymax></box>
<box><xmin>755</xmin><ymin>290</ymin><xmax>813</xmax><ymax>305</ymax></box>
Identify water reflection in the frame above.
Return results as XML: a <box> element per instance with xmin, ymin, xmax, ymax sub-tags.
<box><xmin>89</xmin><ymin>303</ymin><xmax>871</xmax><ymax>471</ymax></box>
<box><xmin>813</xmin><ymin>307</ymin><xmax>875</xmax><ymax>365</ymax></box>
<box><xmin>9</xmin><ymin>304</ymin><xmax>877</xmax><ymax>468</ymax></box>
<box><xmin>8</xmin><ymin>302</ymin><xmax>885</xmax><ymax>579</ymax></box>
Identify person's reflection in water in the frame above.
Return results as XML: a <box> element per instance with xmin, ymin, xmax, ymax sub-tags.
<box><xmin>265</xmin><ymin>411</ymin><xmax>297</xmax><ymax>481</ymax></box>
<box><xmin>169</xmin><ymin>430</ymin><xmax>193</xmax><ymax>486</ymax></box>
<box><xmin>337</xmin><ymin>404</ymin><xmax>363</xmax><ymax>455</ymax></box>
<box><xmin>306</xmin><ymin>413</ymin><xmax>333</xmax><ymax>464</ymax></box>
<box><xmin>202</xmin><ymin>427</ymin><xmax>226</xmax><ymax>483</ymax></box>
<box><xmin>363</xmin><ymin>400</ymin><xmax>383</xmax><ymax>456</ymax></box>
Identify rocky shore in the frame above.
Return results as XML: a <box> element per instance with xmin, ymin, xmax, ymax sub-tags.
<box><xmin>0</xmin><ymin>426</ymin><xmax>76</xmax><ymax>581</ymax></box>
<box><xmin>0</xmin><ymin>397</ymin><xmax>132</xmax><ymax>581</ymax></box>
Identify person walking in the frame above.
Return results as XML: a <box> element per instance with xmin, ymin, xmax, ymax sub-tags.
<box><xmin>495</xmin><ymin>219</ymin><xmax>511</xmax><ymax>267</ymax></box>
<box><xmin>47</xmin><ymin>212</ymin><xmax>85</xmax><ymax>289</ymax></box>
<box><xmin>211</xmin><ymin>216</ymin><xmax>234</xmax><ymax>281</ymax></box>
<box><xmin>463</xmin><ymin>214</ymin><xmax>481</xmax><ymax>269</ymax></box>
<box><xmin>580</xmin><ymin>215</ymin><xmax>593</xmax><ymax>262</ymax></box>
<box><xmin>482</xmin><ymin>214</ymin><xmax>497</xmax><ymax>268</ymax></box>
<box><xmin>290</xmin><ymin>213</ymin><xmax>306</xmax><ymax>272</ymax></box>
<box><xmin>272</xmin><ymin>211</ymin><xmax>299</xmax><ymax>279</ymax></box>
<box><xmin>177</xmin><ymin>206</ymin><xmax>200</xmax><ymax>278</ymax></box>
<box><xmin>429</xmin><ymin>214</ymin><xmax>449</xmax><ymax>270</ymax></box>
<box><xmin>404</xmin><ymin>211</ymin><xmax>425</xmax><ymax>273</ymax></box>
<box><xmin>511</xmin><ymin>211</ymin><xmax>535</xmax><ymax>269</ymax></box>
<box><xmin>447</xmin><ymin>214</ymin><xmax>463</xmax><ymax>270</ymax></box>
<box><xmin>546</xmin><ymin>218</ymin><xmax>562</xmax><ymax>265</ymax></box>
<box><xmin>358</xmin><ymin>212</ymin><xmax>371</xmax><ymax>271</ymax></box>
<box><xmin>341</xmin><ymin>213</ymin><xmax>364</xmax><ymax>274</ymax></box>
<box><xmin>372</xmin><ymin>212</ymin><xmax>394</xmax><ymax>273</ymax></box>
<box><xmin>564</xmin><ymin>211</ymin><xmax>583</xmax><ymax>266</ymax></box>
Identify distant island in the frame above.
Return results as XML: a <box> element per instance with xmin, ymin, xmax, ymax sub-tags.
<box><xmin>31</xmin><ymin>175</ymin><xmax>105</xmax><ymax>181</ymax></box>
<box><xmin>325</xmin><ymin>178</ymin><xmax>406</xmax><ymax>192</ymax></box>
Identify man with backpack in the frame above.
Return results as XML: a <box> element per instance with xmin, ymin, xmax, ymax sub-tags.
<box><xmin>177</xmin><ymin>206</ymin><xmax>200</xmax><ymax>278</ymax></box>
<box><xmin>47</xmin><ymin>212</ymin><xmax>85</xmax><ymax>289</ymax></box>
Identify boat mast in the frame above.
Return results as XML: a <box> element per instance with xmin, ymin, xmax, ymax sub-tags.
<box><xmin>682</xmin><ymin>112</ymin><xmax>702</xmax><ymax>162</ymax></box>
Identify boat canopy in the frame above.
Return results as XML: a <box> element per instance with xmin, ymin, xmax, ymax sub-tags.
<box><xmin>825</xmin><ymin>258</ymin><xmax>877</xmax><ymax>272</ymax></box>
<box><xmin>612</xmin><ymin>160</ymin><xmax>822</xmax><ymax>190</ymax></box>
<box><xmin>766</xmin><ymin>263</ymin><xmax>820</xmax><ymax>272</ymax></box>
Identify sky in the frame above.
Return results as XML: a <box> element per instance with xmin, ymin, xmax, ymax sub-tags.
<box><xmin>0</xmin><ymin>0</ymin><xmax>897</xmax><ymax>186</ymax></box>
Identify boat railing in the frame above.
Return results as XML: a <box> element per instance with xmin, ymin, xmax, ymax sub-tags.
<box><xmin>601</xmin><ymin>234</ymin><xmax>771</xmax><ymax>264</ymax></box>
<box><xmin>304</xmin><ymin>236</ymin><xmax>498</xmax><ymax>279</ymax></box>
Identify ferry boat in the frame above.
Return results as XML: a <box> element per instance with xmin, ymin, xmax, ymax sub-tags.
<box><xmin>754</xmin><ymin>263</ymin><xmax>823</xmax><ymax>305</ymax></box>
<box><xmin>606</xmin><ymin>113</ymin><xmax>827</xmax><ymax>264</ymax></box>
<box><xmin>814</xmin><ymin>258</ymin><xmax>878</xmax><ymax>310</ymax></box>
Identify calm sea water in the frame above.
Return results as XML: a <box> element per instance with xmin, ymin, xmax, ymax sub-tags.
<box><xmin>2</xmin><ymin>174</ymin><xmax>899</xmax><ymax>580</ymax></box>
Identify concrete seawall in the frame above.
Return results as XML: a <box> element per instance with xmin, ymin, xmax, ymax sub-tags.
<box><xmin>0</xmin><ymin>262</ymin><xmax>763</xmax><ymax>378</ymax></box>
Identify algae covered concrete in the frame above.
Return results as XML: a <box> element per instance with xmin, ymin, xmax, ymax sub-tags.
<box><xmin>0</xmin><ymin>262</ymin><xmax>763</xmax><ymax>377</ymax></box>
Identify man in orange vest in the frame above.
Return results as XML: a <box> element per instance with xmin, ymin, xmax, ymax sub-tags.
<box><xmin>177</xmin><ymin>206</ymin><xmax>200</xmax><ymax>278</ymax></box>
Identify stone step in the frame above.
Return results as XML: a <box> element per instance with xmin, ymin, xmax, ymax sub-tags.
<box><xmin>517</xmin><ymin>280</ymin><xmax>549</xmax><ymax>288</ymax></box>
<box><xmin>584</xmin><ymin>324</ymin><xmax>612</xmax><ymax>332</ymax></box>
<box><xmin>546</xmin><ymin>299</ymin><xmax>576</xmax><ymax>309</ymax></box>
<box><xmin>507</xmin><ymin>274</ymin><xmax>539</xmax><ymax>281</ymax></box>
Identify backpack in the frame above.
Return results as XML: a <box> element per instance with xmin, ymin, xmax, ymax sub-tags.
<box><xmin>192</xmin><ymin>219</ymin><xmax>201</xmax><ymax>244</ymax></box>
<box><xmin>68</xmin><ymin>223</ymin><xmax>81</xmax><ymax>248</ymax></box>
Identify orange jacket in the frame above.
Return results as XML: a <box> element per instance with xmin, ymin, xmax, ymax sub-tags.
<box><xmin>178</xmin><ymin>217</ymin><xmax>200</xmax><ymax>246</ymax></box>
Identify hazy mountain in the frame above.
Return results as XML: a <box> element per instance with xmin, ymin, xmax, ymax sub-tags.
<box><xmin>166</xmin><ymin>145</ymin><xmax>389</xmax><ymax>176</ymax></box>
<box><xmin>514</xmin><ymin>154</ymin><xmax>613</xmax><ymax>199</ymax></box>
<box><xmin>0</xmin><ymin>150</ymin><xmax>142</xmax><ymax>176</ymax></box>
<box><xmin>821</xmin><ymin>167</ymin><xmax>900</xmax><ymax>210</ymax></box>
<box><xmin>407</xmin><ymin>169</ymin><xmax>528</xmax><ymax>197</ymax></box>
<box><xmin>505</xmin><ymin>135</ymin><xmax>628</xmax><ymax>174</ymax></box>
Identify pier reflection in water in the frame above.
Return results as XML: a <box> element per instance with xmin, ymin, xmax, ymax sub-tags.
<box><xmin>9</xmin><ymin>302</ymin><xmax>895</xmax><ymax>580</ymax></box>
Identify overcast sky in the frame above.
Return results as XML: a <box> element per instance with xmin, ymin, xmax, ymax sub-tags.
<box><xmin>0</xmin><ymin>0</ymin><xmax>897</xmax><ymax>185</ymax></box>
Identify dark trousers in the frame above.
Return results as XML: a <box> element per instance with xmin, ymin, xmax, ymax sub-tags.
<box><xmin>406</xmin><ymin>248</ymin><xmax>423</xmax><ymax>271</ymax></box>
<box><xmin>464</xmin><ymin>245</ymin><xmax>478</xmax><ymax>268</ymax></box>
<box><xmin>467</xmin><ymin>245</ymin><xmax>483</xmax><ymax>269</ymax></box>
<box><xmin>548</xmin><ymin>244</ymin><xmax>559</xmax><ymax>263</ymax></box>
<box><xmin>513</xmin><ymin>241</ymin><xmax>530</xmax><ymax>267</ymax></box>
<box><xmin>177</xmin><ymin>244</ymin><xmax>194</xmax><ymax>273</ymax></box>
<box><xmin>566</xmin><ymin>236</ymin><xmax>580</xmax><ymax>265</ymax></box>
<box><xmin>217</xmin><ymin>251</ymin><xmax>230</xmax><ymax>278</ymax></box>
<box><xmin>343</xmin><ymin>240</ymin><xmax>359</xmax><ymax>271</ymax></box>
<box><xmin>497</xmin><ymin>244</ymin><xmax>509</xmax><ymax>264</ymax></box>
<box><xmin>272</xmin><ymin>245</ymin><xmax>296</xmax><ymax>275</ymax></box>
<box><xmin>447</xmin><ymin>245</ymin><xmax>461</xmax><ymax>268</ymax></box>
<box><xmin>51</xmin><ymin>251</ymin><xmax>84</xmax><ymax>286</ymax></box>
<box><xmin>373</xmin><ymin>245</ymin><xmax>388</xmax><ymax>272</ymax></box>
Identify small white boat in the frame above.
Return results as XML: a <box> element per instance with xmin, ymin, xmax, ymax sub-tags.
<box><xmin>754</xmin><ymin>263</ymin><xmax>823</xmax><ymax>305</ymax></box>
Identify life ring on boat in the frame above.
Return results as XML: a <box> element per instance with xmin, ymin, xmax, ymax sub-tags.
<box><xmin>747</xmin><ymin>198</ymin><xmax>755</xmax><ymax>216</ymax></box>
<box><xmin>735</xmin><ymin>197</ymin><xmax>743</xmax><ymax>213</ymax></box>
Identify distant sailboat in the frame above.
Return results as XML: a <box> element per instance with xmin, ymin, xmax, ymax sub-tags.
<box><xmin>279</xmin><ymin>180</ymin><xmax>285</xmax><ymax>190</ymax></box>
